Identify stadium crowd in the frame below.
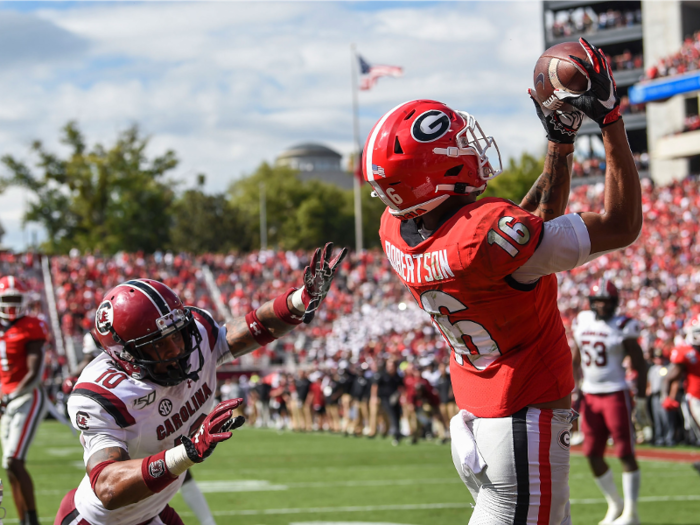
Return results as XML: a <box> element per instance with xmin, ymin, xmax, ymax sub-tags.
<box><xmin>571</xmin><ymin>151</ymin><xmax>649</xmax><ymax>179</ymax></box>
<box><xmin>3</xmin><ymin>175</ymin><xmax>700</xmax><ymax>447</ymax></box>
<box><xmin>644</xmin><ymin>30</ymin><xmax>700</xmax><ymax>81</ymax></box>
<box><xmin>548</xmin><ymin>7</ymin><xmax>642</xmax><ymax>40</ymax></box>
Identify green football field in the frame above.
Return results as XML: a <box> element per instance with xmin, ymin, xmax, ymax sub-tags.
<box><xmin>6</xmin><ymin>421</ymin><xmax>700</xmax><ymax>524</ymax></box>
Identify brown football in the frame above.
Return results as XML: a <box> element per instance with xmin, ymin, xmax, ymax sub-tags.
<box><xmin>533</xmin><ymin>41</ymin><xmax>590</xmax><ymax>110</ymax></box>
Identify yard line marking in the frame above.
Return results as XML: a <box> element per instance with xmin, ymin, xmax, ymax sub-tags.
<box><xmin>180</xmin><ymin>495</ymin><xmax>700</xmax><ymax>517</ymax></box>
<box><xmin>9</xmin><ymin>495</ymin><xmax>700</xmax><ymax>524</ymax></box>
<box><xmin>195</xmin><ymin>478</ymin><xmax>461</xmax><ymax>493</ymax></box>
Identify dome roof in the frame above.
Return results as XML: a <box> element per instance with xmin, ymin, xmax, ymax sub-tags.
<box><xmin>277</xmin><ymin>143</ymin><xmax>341</xmax><ymax>161</ymax></box>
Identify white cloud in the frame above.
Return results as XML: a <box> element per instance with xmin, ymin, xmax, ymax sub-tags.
<box><xmin>0</xmin><ymin>1</ymin><xmax>547</xmax><ymax>251</ymax></box>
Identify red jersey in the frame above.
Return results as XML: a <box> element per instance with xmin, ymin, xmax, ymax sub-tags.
<box><xmin>0</xmin><ymin>315</ymin><xmax>49</xmax><ymax>395</ymax></box>
<box><xmin>670</xmin><ymin>345</ymin><xmax>700</xmax><ymax>399</ymax></box>
<box><xmin>379</xmin><ymin>198</ymin><xmax>574</xmax><ymax>418</ymax></box>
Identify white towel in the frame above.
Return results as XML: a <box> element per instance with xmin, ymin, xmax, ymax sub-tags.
<box><xmin>450</xmin><ymin>409</ymin><xmax>487</xmax><ymax>474</ymax></box>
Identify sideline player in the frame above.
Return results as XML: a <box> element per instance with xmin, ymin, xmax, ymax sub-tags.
<box><xmin>572</xmin><ymin>279</ymin><xmax>646</xmax><ymax>525</ymax></box>
<box><xmin>0</xmin><ymin>276</ymin><xmax>49</xmax><ymax>525</ymax></box>
<box><xmin>664</xmin><ymin>313</ymin><xmax>700</xmax><ymax>466</ymax></box>
<box><xmin>363</xmin><ymin>37</ymin><xmax>642</xmax><ymax>524</ymax></box>
<box><xmin>54</xmin><ymin>243</ymin><xmax>346</xmax><ymax>525</ymax></box>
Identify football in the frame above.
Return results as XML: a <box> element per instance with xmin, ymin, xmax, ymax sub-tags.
<box><xmin>533</xmin><ymin>41</ymin><xmax>590</xmax><ymax>110</ymax></box>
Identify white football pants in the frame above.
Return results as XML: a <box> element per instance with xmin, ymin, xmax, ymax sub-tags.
<box><xmin>451</xmin><ymin>407</ymin><xmax>575</xmax><ymax>525</ymax></box>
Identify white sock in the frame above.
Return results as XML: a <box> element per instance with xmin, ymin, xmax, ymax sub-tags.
<box><xmin>180</xmin><ymin>477</ymin><xmax>216</xmax><ymax>525</ymax></box>
<box><xmin>594</xmin><ymin>469</ymin><xmax>622</xmax><ymax>508</ymax></box>
<box><xmin>621</xmin><ymin>469</ymin><xmax>640</xmax><ymax>516</ymax></box>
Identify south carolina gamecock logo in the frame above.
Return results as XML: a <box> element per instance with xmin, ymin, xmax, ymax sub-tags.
<box><xmin>95</xmin><ymin>301</ymin><xmax>114</xmax><ymax>335</ymax></box>
<box><xmin>75</xmin><ymin>411</ymin><xmax>90</xmax><ymax>430</ymax></box>
<box><xmin>148</xmin><ymin>459</ymin><xmax>165</xmax><ymax>478</ymax></box>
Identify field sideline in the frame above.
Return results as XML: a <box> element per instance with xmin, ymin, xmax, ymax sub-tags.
<box><xmin>7</xmin><ymin>421</ymin><xmax>700</xmax><ymax>524</ymax></box>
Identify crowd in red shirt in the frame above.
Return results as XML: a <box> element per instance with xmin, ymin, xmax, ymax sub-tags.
<box><xmin>645</xmin><ymin>31</ymin><xmax>700</xmax><ymax>81</ymax></box>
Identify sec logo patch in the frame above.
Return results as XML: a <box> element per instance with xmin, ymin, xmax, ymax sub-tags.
<box><xmin>558</xmin><ymin>429</ymin><xmax>571</xmax><ymax>450</ymax></box>
<box><xmin>159</xmin><ymin>399</ymin><xmax>173</xmax><ymax>417</ymax></box>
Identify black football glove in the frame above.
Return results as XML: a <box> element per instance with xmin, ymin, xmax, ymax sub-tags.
<box><xmin>529</xmin><ymin>88</ymin><xmax>584</xmax><ymax>144</ymax></box>
<box><xmin>300</xmin><ymin>242</ymin><xmax>347</xmax><ymax>324</ymax></box>
<box><xmin>553</xmin><ymin>37</ymin><xmax>621</xmax><ymax>128</ymax></box>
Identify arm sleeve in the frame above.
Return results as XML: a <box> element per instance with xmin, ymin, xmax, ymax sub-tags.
<box><xmin>511</xmin><ymin>213</ymin><xmax>593</xmax><ymax>284</ymax></box>
<box><xmin>67</xmin><ymin>393</ymin><xmax>129</xmax><ymax>464</ymax></box>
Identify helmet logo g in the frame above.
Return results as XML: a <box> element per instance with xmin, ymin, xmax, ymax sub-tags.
<box><xmin>411</xmin><ymin>110</ymin><xmax>450</xmax><ymax>143</ymax></box>
<box><xmin>95</xmin><ymin>301</ymin><xmax>114</xmax><ymax>335</ymax></box>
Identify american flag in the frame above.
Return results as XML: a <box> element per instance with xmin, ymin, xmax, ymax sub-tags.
<box><xmin>358</xmin><ymin>55</ymin><xmax>403</xmax><ymax>91</ymax></box>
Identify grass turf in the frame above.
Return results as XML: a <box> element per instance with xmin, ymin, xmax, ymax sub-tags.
<box><xmin>6</xmin><ymin>421</ymin><xmax>700</xmax><ymax>524</ymax></box>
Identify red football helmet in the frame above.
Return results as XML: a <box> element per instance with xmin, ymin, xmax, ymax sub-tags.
<box><xmin>0</xmin><ymin>276</ymin><xmax>29</xmax><ymax>322</ymax></box>
<box><xmin>362</xmin><ymin>99</ymin><xmax>502</xmax><ymax>220</ymax></box>
<box><xmin>92</xmin><ymin>279</ymin><xmax>204</xmax><ymax>386</ymax></box>
<box><xmin>685</xmin><ymin>313</ymin><xmax>700</xmax><ymax>347</ymax></box>
<box><xmin>589</xmin><ymin>278</ymin><xmax>619</xmax><ymax>301</ymax></box>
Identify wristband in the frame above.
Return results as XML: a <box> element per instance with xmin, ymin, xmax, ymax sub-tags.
<box><xmin>89</xmin><ymin>459</ymin><xmax>117</xmax><ymax>491</ymax></box>
<box><xmin>245</xmin><ymin>309</ymin><xmax>276</xmax><ymax>346</ymax></box>
<box><xmin>273</xmin><ymin>288</ymin><xmax>304</xmax><ymax>325</ymax></box>
<box><xmin>165</xmin><ymin>443</ymin><xmax>195</xmax><ymax>476</ymax></box>
<box><xmin>142</xmin><ymin>450</ymin><xmax>178</xmax><ymax>493</ymax></box>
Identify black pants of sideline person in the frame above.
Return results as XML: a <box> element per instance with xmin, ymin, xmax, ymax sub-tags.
<box><xmin>380</xmin><ymin>396</ymin><xmax>402</xmax><ymax>441</ymax></box>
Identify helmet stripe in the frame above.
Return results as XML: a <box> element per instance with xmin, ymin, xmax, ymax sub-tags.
<box><xmin>365</xmin><ymin>101</ymin><xmax>411</xmax><ymax>211</ymax></box>
<box><xmin>122</xmin><ymin>280</ymin><xmax>171</xmax><ymax>316</ymax></box>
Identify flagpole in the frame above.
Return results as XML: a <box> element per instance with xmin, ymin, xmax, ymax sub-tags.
<box><xmin>351</xmin><ymin>43</ymin><xmax>363</xmax><ymax>254</ymax></box>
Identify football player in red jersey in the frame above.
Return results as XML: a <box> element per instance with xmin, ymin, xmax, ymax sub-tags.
<box><xmin>572</xmin><ymin>279</ymin><xmax>646</xmax><ymax>525</ymax></box>
<box><xmin>0</xmin><ymin>276</ymin><xmax>49</xmax><ymax>525</ymax></box>
<box><xmin>664</xmin><ymin>314</ymin><xmax>700</xmax><ymax>449</ymax></box>
<box><xmin>363</xmin><ymin>38</ymin><xmax>642</xmax><ymax>524</ymax></box>
<box><xmin>54</xmin><ymin>244</ymin><xmax>345</xmax><ymax>525</ymax></box>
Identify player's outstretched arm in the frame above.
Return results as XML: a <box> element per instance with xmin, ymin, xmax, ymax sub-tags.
<box><xmin>521</xmin><ymin>141</ymin><xmax>574</xmax><ymax>221</ymax></box>
<box><xmin>578</xmin><ymin>119</ymin><xmax>641</xmax><ymax>253</ymax></box>
<box><xmin>553</xmin><ymin>38</ymin><xmax>642</xmax><ymax>253</ymax></box>
<box><xmin>226</xmin><ymin>243</ymin><xmax>347</xmax><ymax>359</ymax></box>
<box><xmin>521</xmin><ymin>86</ymin><xmax>582</xmax><ymax>221</ymax></box>
<box><xmin>87</xmin><ymin>399</ymin><xmax>244</xmax><ymax>510</ymax></box>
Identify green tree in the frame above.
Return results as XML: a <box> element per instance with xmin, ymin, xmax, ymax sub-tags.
<box><xmin>169</xmin><ymin>187</ymin><xmax>252</xmax><ymax>254</ymax></box>
<box><xmin>481</xmin><ymin>152</ymin><xmax>544</xmax><ymax>203</ymax></box>
<box><xmin>0</xmin><ymin>122</ymin><xmax>178</xmax><ymax>254</ymax></box>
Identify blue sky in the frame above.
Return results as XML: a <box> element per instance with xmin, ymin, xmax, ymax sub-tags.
<box><xmin>0</xmin><ymin>1</ymin><xmax>545</xmax><ymax>251</ymax></box>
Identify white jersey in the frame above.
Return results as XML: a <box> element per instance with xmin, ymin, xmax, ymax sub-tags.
<box><xmin>67</xmin><ymin>308</ymin><xmax>231</xmax><ymax>525</ymax></box>
<box><xmin>572</xmin><ymin>310</ymin><xmax>640</xmax><ymax>394</ymax></box>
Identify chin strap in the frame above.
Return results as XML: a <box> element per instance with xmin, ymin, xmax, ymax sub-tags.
<box><xmin>434</xmin><ymin>183</ymin><xmax>486</xmax><ymax>195</ymax></box>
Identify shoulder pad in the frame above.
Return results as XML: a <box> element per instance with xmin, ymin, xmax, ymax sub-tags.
<box><xmin>614</xmin><ymin>316</ymin><xmax>632</xmax><ymax>329</ymax></box>
<box><xmin>189</xmin><ymin>307</ymin><xmax>220</xmax><ymax>351</ymax></box>
<box><xmin>70</xmin><ymin>382</ymin><xmax>136</xmax><ymax>429</ymax></box>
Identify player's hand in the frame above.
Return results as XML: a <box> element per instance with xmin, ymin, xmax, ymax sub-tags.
<box><xmin>529</xmin><ymin>88</ymin><xmax>584</xmax><ymax>144</ymax></box>
<box><xmin>662</xmin><ymin>397</ymin><xmax>680</xmax><ymax>411</ymax></box>
<box><xmin>181</xmin><ymin>398</ymin><xmax>245</xmax><ymax>463</ymax></box>
<box><xmin>300</xmin><ymin>242</ymin><xmax>348</xmax><ymax>324</ymax></box>
<box><xmin>62</xmin><ymin>376</ymin><xmax>79</xmax><ymax>396</ymax></box>
<box><xmin>552</xmin><ymin>37</ymin><xmax>620</xmax><ymax>128</ymax></box>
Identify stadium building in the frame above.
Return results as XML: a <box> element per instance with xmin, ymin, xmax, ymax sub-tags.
<box><xmin>542</xmin><ymin>0</ymin><xmax>700</xmax><ymax>185</ymax></box>
<box><xmin>275</xmin><ymin>143</ymin><xmax>354</xmax><ymax>190</ymax></box>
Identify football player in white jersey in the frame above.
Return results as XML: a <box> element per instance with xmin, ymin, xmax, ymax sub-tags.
<box><xmin>572</xmin><ymin>278</ymin><xmax>647</xmax><ymax>525</ymax></box>
<box><xmin>54</xmin><ymin>244</ymin><xmax>346</xmax><ymax>525</ymax></box>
